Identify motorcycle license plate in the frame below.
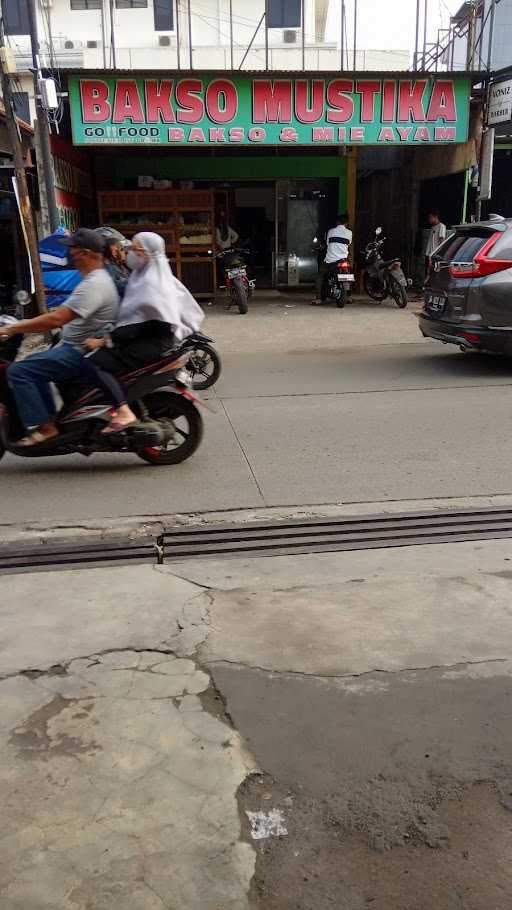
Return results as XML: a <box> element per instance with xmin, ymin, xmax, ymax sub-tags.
<box><xmin>392</xmin><ymin>268</ymin><xmax>407</xmax><ymax>287</ymax></box>
<box><xmin>338</xmin><ymin>273</ymin><xmax>354</xmax><ymax>282</ymax></box>
<box><xmin>227</xmin><ymin>268</ymin><xmax>245</xmax><ymax>278</ymax></box>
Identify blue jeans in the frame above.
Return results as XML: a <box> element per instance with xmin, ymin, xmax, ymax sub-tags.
<box><xmin>7</xmin><ymin>343</ymin><xmax>88</xmax><ymax>430</ymax></box>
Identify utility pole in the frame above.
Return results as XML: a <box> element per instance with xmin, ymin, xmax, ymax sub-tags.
<box><xmin>487</xmin><ymin>0</ymin><xmax>497</xmax><ymax>71</ymax></box>
<box><xmin>0</xmin><ymin>34</ymin><xmax>47</xmax><ymax>312</ymax></box>
<box><xmin>413</xmin><ymin>0</ymin><xmax>420</xmax><ymax>68</ymax></box>
<box><xmin>352</xmin><ymin>0</ymin><xmax>357</xmax><ymax>70</ymax></box>
<box><xmin>27</xmin><ymin>0</ymin><xmax>59</xmax><ymax>233</ymax></box>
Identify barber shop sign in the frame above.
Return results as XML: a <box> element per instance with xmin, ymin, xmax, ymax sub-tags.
<box><xmin>69</xmin><ymin>74</ymin><xmax>471</xmax><ymax>147</ymax></box>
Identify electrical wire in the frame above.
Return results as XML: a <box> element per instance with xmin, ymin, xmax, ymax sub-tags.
<box><xmin>191</xmin><ymin>8</ymin><xmax>262</xmax><ymax>60</ymax></box>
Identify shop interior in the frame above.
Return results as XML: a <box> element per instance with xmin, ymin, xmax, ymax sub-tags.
<box><xmin>61</xmin><ymin>133</ymin><xmax>347</xmax><ymax>297</ymax></box>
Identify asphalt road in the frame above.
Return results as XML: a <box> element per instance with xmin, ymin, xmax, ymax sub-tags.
<box><xmin>3</xmin><ymin>341</ymin><xmax>512</xmax><ymax>525</ymax></box>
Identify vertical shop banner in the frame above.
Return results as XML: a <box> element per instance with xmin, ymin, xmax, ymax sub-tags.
<box><xmin>69</xmin><ymin>74</ymin><xmax>471</xmax><ymax>147</ymax></box>
<box><xmin>50</xmin><ymin>135</ymin><xmax>94</xmax><ymax>231</ymax></box>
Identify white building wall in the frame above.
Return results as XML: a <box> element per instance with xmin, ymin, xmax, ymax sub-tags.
<box><xmin>8</xmin><ymin>0</ymin><xmax>409</xmax><ymax>121</ymax></box>
<box><xmin>10</xmin><ymin>0</ymin><xmax>409</xmax><ymax>75</ymax></box>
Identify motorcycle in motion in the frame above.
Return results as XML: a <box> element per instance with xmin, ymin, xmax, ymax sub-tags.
<box><xmin>0</xmin><ymin>308</ymin><xmax>204</xmax><ymax>467</ymax></box>
<box><xmin>362</xmin><ymin>227</ymin><xmax>409</xmax><ymax>308</ymax></box>
<box><xmin>217</xmin><ymin>247</ymin><xmax>255</xmax><ymax>315</ymax></box>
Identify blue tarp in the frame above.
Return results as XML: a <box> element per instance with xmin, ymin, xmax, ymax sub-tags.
<box><xmin>39</xmin><ymin>227</ymin><xmax>80</xmax><ymax>309</ymax></box>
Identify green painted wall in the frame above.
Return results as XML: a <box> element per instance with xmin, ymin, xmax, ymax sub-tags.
<box><xmin>109</xmin><ymin>154</ymin><xmax>347</xmax><ymax>211</ymax></box>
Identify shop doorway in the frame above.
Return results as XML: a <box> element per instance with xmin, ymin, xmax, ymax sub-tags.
<box><xmin>216</xmin><ymin>178</ymin><xmax>337</xmax><ymax>289</ymax></box>
<box><xmin>275</xmin><ymin>179</ymin><xmax>338</xmax><ymax>287</ymax></box>
<box><xmin>214</xmin><ymin>182</ymin><xmax>275</xmax><ymax>288</ymax></box>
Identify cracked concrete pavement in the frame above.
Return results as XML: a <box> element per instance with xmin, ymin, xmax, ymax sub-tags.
<box><xmin>3</xmin><ymin>536</ymin><xmax>512</xmax><ymax>907</ymax></box>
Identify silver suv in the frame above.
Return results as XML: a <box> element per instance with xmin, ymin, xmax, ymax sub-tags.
<box><xmin>419</xmin><ymin>215</ymin><xmax>512</xmax><ymax>354</ymax></box>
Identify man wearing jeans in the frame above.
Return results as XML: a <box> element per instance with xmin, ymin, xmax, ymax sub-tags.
<box><xmin>2</xmin><ymin>229</ymin><xmax>119</xmax><ymax>446</ymax></box>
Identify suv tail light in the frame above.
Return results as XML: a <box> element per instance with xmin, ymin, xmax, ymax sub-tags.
<box><xmin>449</xmin><ymin>232</ymin><xmax>512</xmax><ymax>278</ymax></box>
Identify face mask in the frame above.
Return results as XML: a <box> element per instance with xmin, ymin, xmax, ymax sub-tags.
<box><xmin>127</xmin><ymin>251</ymin><xmax>145</xmax><ymax>271</ymax></box>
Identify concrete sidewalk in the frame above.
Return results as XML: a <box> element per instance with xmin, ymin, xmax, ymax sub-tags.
<box><xmin>202</xmin><ymin>291</ymin><xmax>424</xmax><ymax>353</ymax></box>
<box><xmin>3</xmin><ymin>532</ymin><xmax>512</xmax><ymax>908</ymax></box>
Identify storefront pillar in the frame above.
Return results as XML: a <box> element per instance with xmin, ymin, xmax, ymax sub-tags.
<box><xmin>346</xmin><ymin>148</ymin><xmax>357</xmax><ymax>227</ymax></box>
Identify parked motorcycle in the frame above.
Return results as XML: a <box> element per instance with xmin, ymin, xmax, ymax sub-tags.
<box><xmin>218</xmin><ymin>248</ymin><xmax>255</xmax><ymax>315</ymax></box>
<box><xmin>362</xmin><ymin>227</ymin><xmax>409</xmax><ymax>308</ymax></box>
<box><xmin>179</xmin><ymin>331</ymin><xmax>221</xmax><ymax>391</ymax></box>
<box><xmin>320</xmin><ymin>259</ymin><xmax>355</xmax><ymax>308</ymax></box>
<box><xmin>0</xmin><ymin>311</ymin><xmax>204</xmax><ymax>467</ymax></box>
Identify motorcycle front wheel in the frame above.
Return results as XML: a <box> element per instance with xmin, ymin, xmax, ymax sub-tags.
<box><xmin>137</xmin><ymin>391</ymin><xmax>203</xmax><ymax>466</ymax></box>
<box><xmin>390</xmin><ymin>277</ymin><xmax>408</xmax><ymax>309</ymax></box>
<box><xmin>232</xmin><ymin>277</ymin><xmax>248</xmax><ymax>315</ymax></box>
<box><xmin>363</xmin><ymin>271</ymin><xmax>387</xmax><ymax>302</ymax></box>
<box><xmin>186</xmin><ymin>342</ymin><xmax>222</xmax><ymax>391</ymax></box>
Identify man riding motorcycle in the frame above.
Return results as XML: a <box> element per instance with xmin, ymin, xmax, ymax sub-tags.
<box><xmin>0</xmin><ymin>228</ymin><xmax>119</xmax><ymax>446</ymax></box>
<box><xmin>312</xmin><ymin>213</ymin><xmax>353</xmax><ymax>306</ymax></box>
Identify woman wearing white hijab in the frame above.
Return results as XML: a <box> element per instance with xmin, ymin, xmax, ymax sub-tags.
<box><xmin>86</xmin><ymin>231</ymin><xmax>204</xmax><ymax>432</ymax></box>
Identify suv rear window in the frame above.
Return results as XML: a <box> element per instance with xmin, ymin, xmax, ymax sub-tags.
<box><xmin>434</xmin><ymin>231</ymin><xmax>491</xmax><ymax>263</ymax></box>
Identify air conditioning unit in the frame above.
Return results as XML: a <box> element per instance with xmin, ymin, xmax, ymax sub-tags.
<box><xmin>158</xmin><ymin>35</ymin><xmax>171</xmax><ymax>46</ymax></box>
<box><xmin>64</xmin><ymin>40</ymin><xmax>75</xmax><ymax>49</ymax></box>
<box><xmin>283</xmin><ymin>29</ymin><xmax>298</xmax><ymax>43</ymax></box>
<box><xmin>87</xmin><ymin>40</ymin><xmax>98</xmax><ymax>48</ymax></box>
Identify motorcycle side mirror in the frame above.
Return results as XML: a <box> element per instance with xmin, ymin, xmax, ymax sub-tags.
<box><xmin>14</xmin><ymin>289</ymin><xmax>31</xmax><ymax>307</ymax></box>
<box><xmin>375</xmin><ymin>227</ymin><xmax>383</xmax><ymax>236</ymax></box>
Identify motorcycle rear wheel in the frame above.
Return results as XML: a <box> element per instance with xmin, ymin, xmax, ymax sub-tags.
<box><xmin>233</xmin><ymin>277</ymin><xmax>248</xmax><ymax>315</ymax></box>
<box><xmin>390</xmin><ymin>277</ymin><xmax>408</xmax><ymax>309</ymax></box>
<box><xmin>336</xmin><ymin>287</ymin><xmax>346</xmax><ymax>308</ymax></box>
<box><xmin>363</xmin><ymin>272</ymin><xmax>387</xmax><ymax>302</ymax></box>
<box><xmin>137</xmin><ymin>391</ymin><xmax>203</xmax><ymax>466</ymax></box>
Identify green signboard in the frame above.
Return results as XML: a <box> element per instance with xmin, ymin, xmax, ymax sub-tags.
<box><xmin>69</xmin><ymin>74</ymin><xmax>471</xmax><ymax>147</ymax></box>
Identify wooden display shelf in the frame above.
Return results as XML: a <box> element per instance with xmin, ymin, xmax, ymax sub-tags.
<box><xmin>98</xmin><ymin>188</ymin><xmax>216</xmax><ymax>297</ymax></box>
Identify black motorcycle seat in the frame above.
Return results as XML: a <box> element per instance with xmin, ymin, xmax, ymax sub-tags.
<box><xmin>71</xmin><ymin>348</ymin><xmax>184</xmax><ymax>407</ymax></box>
<box><xmin>381</xmin><ymin>258</ymin><xmax>401</xmax><ymax>268</ymax></box>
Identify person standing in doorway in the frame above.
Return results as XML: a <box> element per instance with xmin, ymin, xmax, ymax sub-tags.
<box><xmin>215</xmin><ymin>210</ymin><xmax>239</xmax><ymax>252</ymax></box>
<box><xmin>425</xmin><ymin>210</ymin><xmax>447</xmax><ymax>278</ymax></box>
<box><xmin>312</xmin><ymin>214</ymin><xmax>353</xmax><ymax>305</ymax></box>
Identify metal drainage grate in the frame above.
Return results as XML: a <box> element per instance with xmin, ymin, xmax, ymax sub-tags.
<box><xmin>4</xmin><ymin>507</ymin><xmax>512</xmax><ymax>574</ymax></box>
<box><xmin>0</xmin><ymin>537</ymin><xmax>162</xmax><ymax>574</ymax></box>
<box><xmin>161</xmin><ymin>507</ymin><xmax>512</xmax><ymax>561</ymax></box>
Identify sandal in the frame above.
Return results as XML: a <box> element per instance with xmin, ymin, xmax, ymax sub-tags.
<box><xmin>18</xmin><ymin>430</ymin><xmax>58</xmax><ymax>447</ymax></box>
<box><xmin>101</xmin><ymin>418</ymin><xmax>138</xmax><ymax>435</ymax></box>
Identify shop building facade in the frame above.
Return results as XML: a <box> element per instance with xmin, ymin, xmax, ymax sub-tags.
<box><xmin>56</xmin><ymin>70</ymin><xmax>475</xmax><ymax>294</ymax></box>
